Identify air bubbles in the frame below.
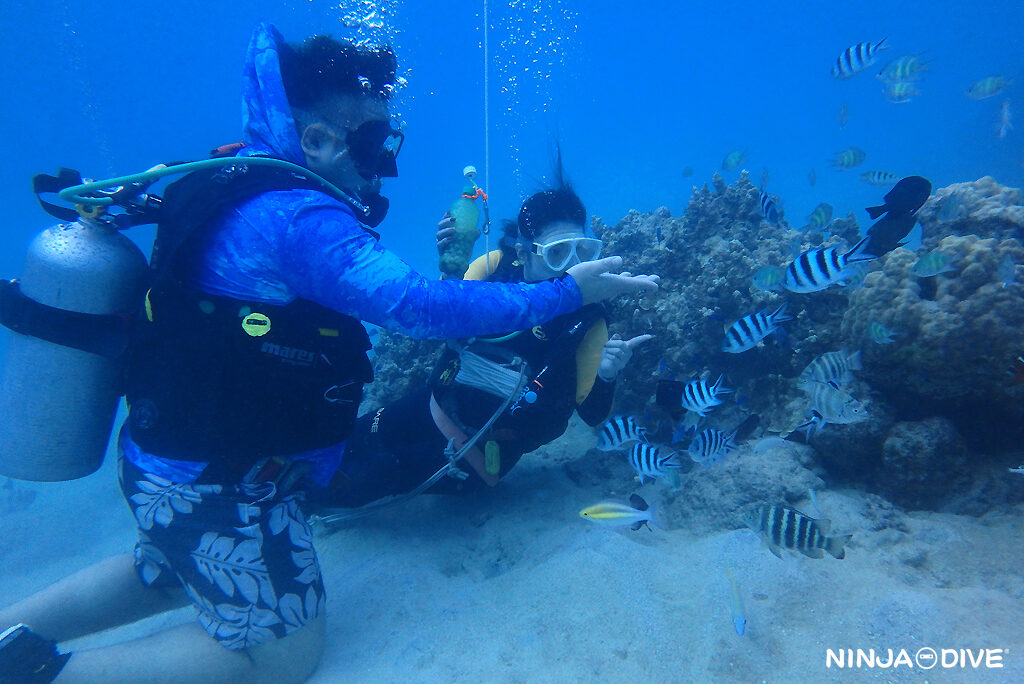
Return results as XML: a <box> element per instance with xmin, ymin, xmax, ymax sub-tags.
<box><xmin>331</xmin><ymin>1</ymin><xmax>411</xmax><ymax>119</ymax></box>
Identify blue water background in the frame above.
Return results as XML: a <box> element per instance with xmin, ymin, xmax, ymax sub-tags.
<box><xmin>0</xmin><ymin>0</ymin><xmax>1022</xmax><ymax>354</ymax></box>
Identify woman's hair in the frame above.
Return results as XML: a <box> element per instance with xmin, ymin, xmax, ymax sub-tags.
<box><xmin>278</xmin><ymin>34</ymin><xmax>397</xmax><ymax>119</ymax></box>
<box><xmin>490</xmin><ymin>153</ymin><xmax>587</xmax><ymax>281</ymax></box>
<box><xmin>516</xmin><ymin>154</ymin><xmax>586</xmax><ymax>241</ymax></box>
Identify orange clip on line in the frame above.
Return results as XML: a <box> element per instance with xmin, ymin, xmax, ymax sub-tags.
<box><xmin>461</xmin><ymin>188</ymin><xmax>488</xmax><ymax>201</ymax></box>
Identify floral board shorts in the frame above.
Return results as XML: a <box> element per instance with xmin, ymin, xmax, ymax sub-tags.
<box><xmin>117</xmin><ymin>454</ymin><xmax>326</xmax><ymax>650</ymax></box>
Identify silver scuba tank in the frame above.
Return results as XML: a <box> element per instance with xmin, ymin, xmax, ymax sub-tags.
<box><xmin>0</xmin><ymin>218</ymin><xmax>148</xmax><ymax>481</ymax></box>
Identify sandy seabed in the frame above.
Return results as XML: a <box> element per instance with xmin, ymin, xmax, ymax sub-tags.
<box><xmin>1</xmin><ymin>419</ymin><xmax>1022</xmax><ymax>684</ymax></box>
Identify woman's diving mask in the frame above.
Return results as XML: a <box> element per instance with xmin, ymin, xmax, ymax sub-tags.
<box><xmin>531</xmin><ymin>236</ymin><xmax>603</xmax><ymax>272</ymax></box>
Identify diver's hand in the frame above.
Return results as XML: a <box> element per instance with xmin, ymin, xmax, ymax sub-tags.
<box><xmin>436</xmin><ymin>213</ymin><xmax>456</xmax><ymax>252</ymax></box>
<box><xmin>567</xmin><ymin>256</ymin><xmax>661</xmax><ymax>306</ymax></box>
<box><xmin>436</xmin><ymin>212</ymin><xmax>480</xmax><ymax>252</ymax></box>
<box><xmin>598</xmin><ymin>333</ymin><xmax>655</xmax><ymax>381</ymax></box>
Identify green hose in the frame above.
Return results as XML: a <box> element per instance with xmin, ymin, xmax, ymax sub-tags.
<box><xmin>59</xmin><ymin>156</ymin><xmax>360</xmax><ymax>212</ymax></box>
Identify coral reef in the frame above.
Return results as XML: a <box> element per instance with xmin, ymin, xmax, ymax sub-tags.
<box><xmin>593</xmin><ymin>172</ymin><xmax>861</xmax><ymax>437</ymax></box>
<box><xmin>875</xmin><ymin>417</ymin><xmax>969</xmax><ymax>510</ymax></box>
<box><xmin>361</xmin><ymin>332</ymin><xmax>444</xmax><ymax>412</ymax></box>
<box><xmin>365</xmin><ymin>173</ymin><xmax>1024</xmax><ymax>514</ymax></box>
<box><xmin>916</xmin><ymin>176</ymin><xmax>1024</xmax><ymax>249</ymax></box>
<box><xmin>841</xmin><ymin>234</ymin><xmax>1024</xmax><ymax>425</ymax></box>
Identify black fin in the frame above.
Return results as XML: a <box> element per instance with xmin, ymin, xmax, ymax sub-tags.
<box><xmin>629</xmin><ymin>494</ymin><xmax>649</xmax><ymax>511</ymax></box>
<box><xmin>865</xmin><ymin>203</ymin><xmax>888</xmax><ymax>220</ymax></box>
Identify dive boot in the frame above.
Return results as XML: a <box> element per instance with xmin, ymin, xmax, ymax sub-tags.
<box><xmin>0</xmin><ymin>623</ymin><xmax>71</xmax><ymax>683</ymax></box>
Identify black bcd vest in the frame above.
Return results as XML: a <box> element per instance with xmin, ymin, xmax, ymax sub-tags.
<box><xmin>124</xmin><ymin>162</ymin><xmax>374</xmax><ymax>479</ymax></box>
<box><xmin>429</xmin><ymin>303</ymin><xmax>605</xmax><ymax>466</ymax></box>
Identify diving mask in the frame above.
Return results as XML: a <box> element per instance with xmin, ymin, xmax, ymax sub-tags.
<box><xmin>346</xmin><ymin>119</ymin><xmax>404</xmax><ymax>181</ymax></box>
<box><xmin>531</xmin><ymin>236</ymin><xmax>603</xmax><ymax>272</ymax></box>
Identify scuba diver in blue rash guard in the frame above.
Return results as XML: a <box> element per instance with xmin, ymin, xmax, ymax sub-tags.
<box><xmin>0</xmin><ymin>23</ymin><xmax>658</xmax><ymax>684</ymax></box>
<box><xmin>315</xmin><ymin>172</ymin><xmax>653</xmax><ymax>513</ymax></box>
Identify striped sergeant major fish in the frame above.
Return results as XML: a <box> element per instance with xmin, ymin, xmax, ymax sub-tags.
<box><xmin>628</xmin><ymin>443</ymin><xmax>682</xmax><ymax>484</ymax></box>
<box><xmin>681</xmin><ymin>375</ymin><xmax>732</xmax><ymax>416</ymax></box>
<box><xmin>759</xmin><ymin>188</ymin><xmax>781</xmax><ymax>223</ymax></box>
<box><xmin>877</xmin><ymin>54</ymin><xmax>930</xmax><ymax>83</ymax></box>
<box><xmin>796</xmin><ymin>381</ymin><xmax>869</xmax><ymax>439</ymax></box>
<box><xmin>860</xmin><ymin>170</ymin><xmax>900</xmax><ymax>186</ymax></box>
<box><xmin>745</xmin><ymin>503</ymin><xmax>852</xmax><ymax>560</ymax></box>
<box><xmin>806</xmin><ymin>202</ymin><xmax>833</xmax><ymax>231</ymax></box>
<box><xmin>597</xmin><ymin>415</ymin><xmax>648</xmax><ymax>451</ymax></box>
<box><xmin>867</xmin><ymin>321</ymin><xmax>897</xmax><ymax>344</ymax></box>
<box><xmin>830</xmin><ymin>146</ymin><xmax>867</xmax><ymax>170</ymax></box>
<box><xmin>831</xmin><ymin>37</ymin><xmax>888</xmax><ymax>80</ymax></box>
<box><xmin>722</xmin><ymin>304</ymin><xmax>791</xmax><ymax>354</ymax></box>
<box><xmin>797</xmin><ymin>349</ymin><xmax>863</xmax><ymax>390</ymax></box>
<box><xmin>783</xmin><ymin>237</ymin><xmax>876</xmax><ymax>293</ymax></box>
<box><xmin>688</xmin><ymin>427</ymin><xmax>738</xmax><ymax>467</ymax></box>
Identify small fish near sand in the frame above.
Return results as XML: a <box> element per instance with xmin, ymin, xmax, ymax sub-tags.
<box><xmin>745</xmin><ymin>503</ymin><xmax>852</xmax><ymax>560</ymax></box>
<box><xmin>911</xmin><ymin>250</ymin><xmax>957</xmax><ymax>277</ymax></box>
<box><xmin>580</xmin><ymin>494</ymin><xmax>661</xmax><ymax>531</ymax></box>
<box><xmin>830</xmin><ymin>147</ymin><xmax>867</xmax><ymax>170</ymax></box>
<box><xmin>832</xmin><ymin>38</ymin><xmax>888</xmax><ymax>80</ymax></box>
<box><xmin>722</xmin><ymin>304</ymin><xmax>791</xmax><ymax>354</ymax></box>
<box><xmin>724</xmin><ymin>564</ymin><xmax>746</xmax><ymax>636</ymax></box>
<box><xmin>628</xmin><ymin>443</ymin><xmax>683</xmax><ymax>484</ymax></box>
<box><xmin>597</xmin><ymin>415</ymin><xmax>648</xmax><ymax>452</ymax></box>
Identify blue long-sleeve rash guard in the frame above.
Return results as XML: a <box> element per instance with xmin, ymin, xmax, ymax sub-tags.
<box><xmin>191</xmin><ymin>190</ymin><xmax>581</xmax><ymax>339</ymax></box>
<box><xmin>190</xmin><ymin>21</ymin><xmax>582</xmax><ymax>338</ymax></box>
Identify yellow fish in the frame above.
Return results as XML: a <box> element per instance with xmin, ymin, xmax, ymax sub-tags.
<box><xmin>580</xmin><ymin>494</ymin><xmax>661</xmax><ymax>531</ymax></box>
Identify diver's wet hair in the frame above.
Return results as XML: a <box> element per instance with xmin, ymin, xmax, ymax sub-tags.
<box><xmin>516</xmin><ymin>152</ymin><xmax>586</xmax><ymax>240</ymax></box>
<box><xmin>516</xmin><ymin>188</ymin><xmax>586</xmax><ymax>240</ymax></box>
<box><xmin>279</xmin><ymin>34</ymin><xmax>397</xmax><ymax>111</ymax></box>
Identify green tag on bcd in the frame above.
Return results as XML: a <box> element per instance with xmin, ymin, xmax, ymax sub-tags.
<box><xmin>484</xmin><ymin>440</ymin><xmax>501</xmax><ymax>476</ymax></box>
